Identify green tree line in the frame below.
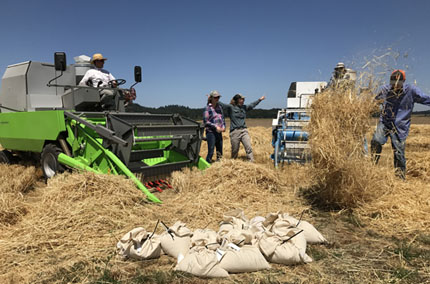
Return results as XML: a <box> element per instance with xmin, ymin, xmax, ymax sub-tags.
<box><xmin>126</xmin><ymin>103</ymin><xmax>280</xmax><ymax>120</ymax></box>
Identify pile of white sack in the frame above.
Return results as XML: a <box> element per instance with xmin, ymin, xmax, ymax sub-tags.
<box><xmin>116</xmin><ymin>209</ymin><xmax>327</xmax><ymax>278</ymax></box>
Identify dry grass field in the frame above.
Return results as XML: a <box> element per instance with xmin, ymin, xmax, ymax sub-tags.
<box><xmin>0</xmin><ymin>114</ymin><xmax>429</xmax><ymax>283</ymax></box>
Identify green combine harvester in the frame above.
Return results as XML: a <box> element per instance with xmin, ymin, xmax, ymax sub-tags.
<box><xmin>0</xmin><ymin>52</ymin><xmax>209</xmax><ymax>203</ymax></box>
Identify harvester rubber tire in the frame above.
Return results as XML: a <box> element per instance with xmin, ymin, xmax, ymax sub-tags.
<box><xmin>0</xmin><ymin>150</ymin><xmax>13</xmax><ymax>164</ymax></box>
<box><xmin>41</xmin><ymin>144</ymin><xmax>65</xmax><ymax>179</ymax></box>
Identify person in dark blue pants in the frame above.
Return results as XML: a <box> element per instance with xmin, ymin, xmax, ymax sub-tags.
<box><xmin>203</xmin><ymin>90</ymin><xmax>226</xmax><ymax>163</ymax></box>
<box><xmin>371</xmin><ymin>70</ymin><xmax>430</xmax><ymax>179</ymax></box>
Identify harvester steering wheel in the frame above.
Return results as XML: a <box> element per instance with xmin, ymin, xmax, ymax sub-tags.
<box><xmin>108</xmin><ymin>79</ymin><xmax>126</xmax><ymax>87</ymax></box>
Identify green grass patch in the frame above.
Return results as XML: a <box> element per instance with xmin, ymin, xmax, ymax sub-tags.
<box><xmin>390</xmin><ymin>266</ymin><xmax>419</xmax><ymax>282</ymax></box>
<box><xmin>417</xmin><ymin>234</ymin><xmax>430</xmax><ymax>246</ymax></box>
<box><xmin>392</xmin><ymin>240</ymin><xmax>422</xmax><ymax>262</ymax></box>
<box><xmin>307</xmin><ymin>246</ymin><xmax>328</xmax><ymax>261</ymax></box>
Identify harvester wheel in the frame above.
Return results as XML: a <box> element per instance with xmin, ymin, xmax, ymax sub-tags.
<box><xmin>41</xmin><ymin>144</ymin><xmax>65</xmax><ymax>179</ymax></box>
<box><xmin>0</xmin><ymin>150</ymin><xmax>13</xmax><ymax>164</ymax></box>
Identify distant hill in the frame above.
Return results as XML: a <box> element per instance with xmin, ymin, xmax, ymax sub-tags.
<box><xmin>413</xmin><ymin>110</ymin><xmax>430</xmax><ymax>116</ymax></box>
<box><xmin>125</xmin><ymin>103</ymin><xmax>280</xmax><ymax>120</ymax></box>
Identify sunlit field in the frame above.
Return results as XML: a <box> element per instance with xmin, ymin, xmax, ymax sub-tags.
<box><xmin>0</xmin><ymin>112</ymin><xmax>429</xmax><ymax>283</ymax></box>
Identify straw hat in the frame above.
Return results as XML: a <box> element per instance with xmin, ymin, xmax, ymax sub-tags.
<box><xmin>209</xmin><ymin>90</ymin><xmax>221</xmax><ymax>98</ymax></box>
<box><xmin>335</xmin><ymin>62</ymin><xmax>345</xmax><ymax>69</ymax></box>
<box><xmin>91</xmin><ymin>53</ymin><xmax>107</xmax><ymax>64</ymax></box>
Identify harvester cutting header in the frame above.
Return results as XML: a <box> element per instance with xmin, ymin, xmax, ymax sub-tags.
<box><xmin>0</xmin><ymin>52</ymin><xmax>210</xmax><ymax>203</ymax></box>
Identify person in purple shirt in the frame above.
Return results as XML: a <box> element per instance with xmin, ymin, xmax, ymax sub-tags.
<box><xmin>203</xmin><ymin>90</ymin><xmax>226</xmax><ymax>163</ymax></box>
<box><xmin>371</xmin><ymin>69</ymin><xmax>430</xmax><ymax>179</ymax></box>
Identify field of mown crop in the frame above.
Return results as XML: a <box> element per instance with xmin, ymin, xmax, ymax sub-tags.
<box><xmin>0</xmin><ymin>116</ymin><xmax>429</xmax><ymax>283</ymax></box>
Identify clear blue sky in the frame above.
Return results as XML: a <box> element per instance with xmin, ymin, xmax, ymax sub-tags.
<box><xmin>0</xmin><ymin>0</ymin><xmax>429</xmax><ymax>111</ymax></box>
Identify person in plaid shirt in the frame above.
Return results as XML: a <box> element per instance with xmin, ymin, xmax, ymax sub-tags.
<box><xmin>203</xmin><ymin>90</ymin><xmax>226</xmax><ymax>163</ymax></box>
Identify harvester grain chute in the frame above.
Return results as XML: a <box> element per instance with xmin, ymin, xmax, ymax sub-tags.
<box><xmin>0</xmin><ymin>52</ymin><xmax>210</xmax><ymax>203</ymax></box>
<box><xmin>271</xmin><ymin>81</ymin><xmax>326</xmax><ymax>166</ymax></box>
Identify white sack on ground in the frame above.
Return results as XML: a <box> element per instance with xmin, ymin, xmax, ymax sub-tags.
<box><xmin>218</xmin><ymin>245</ymin><xmax>271</xmax><ymax>273</ymax></box>
<box><xmin>218</xmin><ymin>209</ymin><xmax>250</xmax><ymax>242</ymax></box>
<box><xmin>160</xmin><ymin>221</ymin><xmax>192</xmax><ymax>258</ymax></box>
<box><xmin>116</xmin><ymin>227</ymin><xmax>162</xmax><ymax>260</ymax></box>
<box><xmin>217</xmin><ymin>228</ymin><xmax>254</xmax><ymax>246</ymax></box>
<box><xmin>191</xmin><ymin>229</ymin><xmax>218</xmax><ymax>250</ymax></box>
<box><xmin>263</xmin><ymin>212</ymin><xmax>327</xmax><ymax>244</ymax></box>
<box><xmin>222</xmin><ymin>208</ymin><xmax>249</xmax><ymax>229</ymax></box>
<box><xmin>258</xmin><ymin>230</ymin><xmax>312</xmax><ymax>265</ymax></box>
<box><xmin>262</xmin><ymin>211</ymin><xmax>281</xmax><ymax>228</ymax></box>
<box><xmin>249</xmin><ymin>216</ymin><xmax>266</xmax><ymax>234</ymax></box>
<box><xmin>223</xmin><ymin>208</ymin><xmax>249</xmax><ymax>224</ymax></box>
<box><xmin>175</xmin><ymin>246</ymin><xmax>229</xmax><ymax>278</ymax></box>
<box><xmin>279</xmin><ymin>213</ymin><xmax>327</xmax><ymax>244</ymax></box>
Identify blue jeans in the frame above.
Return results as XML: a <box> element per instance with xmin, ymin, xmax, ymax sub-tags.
<box><xmin>371</xmin><ymin>121</ymin><xmax>406</xmax><ymax>178</ymax></box>
<box><xmin>206</xmin><ymin>131</ymin><xmax>223</xmax><ymax>163</ymax></box>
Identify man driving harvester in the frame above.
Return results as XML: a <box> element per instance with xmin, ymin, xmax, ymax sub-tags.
<box><xmin>79</xmin><ymin>53</ymin><xmax>116</xmax><ymax>87</ymax></box>
<box><xmin>79</xmin><ymin>53</ymin><xmax>126</xmax><ymax>109</ymax></box>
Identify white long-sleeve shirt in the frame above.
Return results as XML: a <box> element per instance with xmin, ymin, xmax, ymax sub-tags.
<box><xmin>79</xmin><ymin>68</ymin><xmax>116</xmax><ymax>87</ymax></box>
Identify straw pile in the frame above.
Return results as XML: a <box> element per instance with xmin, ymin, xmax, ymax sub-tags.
<box><xmin>306</xmin><ymin>86</ymin><xmax>393</xmax><ymax>208</ymax></box>
<box><xmin>169</xmin><ymin>159</ymin><xmax>309</xmax><ymax>224</ymax></box>
<box><xmin>0</xmin><ymin>172</ymin><xmax>147</xmax><ymax>283</ymax></box>
<box><xmin>0</xmin><ymin>157</ymin><xmax>312</xmax><ymax>283</ymax></box>
<box><xmin>0</xmin><ymin>164</ymin><xmax>38</xmax><ymax>225</ymax></box>
<box><xmin>306</xmin><ymin>83</ymin><xmax>430</xmax><ymax>233</ymax></box>
<box><xmin>357</xmin><ymin>124</ymin><xmax>430</xmax><ymax>235</ymax></box>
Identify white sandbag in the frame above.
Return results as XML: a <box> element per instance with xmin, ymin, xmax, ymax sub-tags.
<box><xmin>217</xmin><ymin>228</ymin><xmax>254</xmax><ymax>246</ymax></box>
<box><xmin>175</xmin><ymin>246</ymin><xmax>229</xmax><ymax>278</ymax></box>
<box><xmin>279</xmin><ymin>213</ymin><xmax>327</xmax><ymax>244</ymax></box>
<box><xmin>297</xmin><ymin>220</ymin><xmax>327</xmax><ymax>244</ymax></box>
<box><xmin>263</xmin><ymin>212</ymin><xmax>327</xmax><ymax>244</ymax></box>
<box><xmin>222</xmin><ymin>208</ymin><xmax>249</xmax><ymax>230</ymax></box>
<box><xmin>258</xmin><ymin>230</ymin><xmax>312</xmax><ymax>265</ymax></box>
<box><xmin>271</xmin><ymin>219</ymin><xmax>296</xmax><ymax>236</ymax></box>
<box><xmin>160</xmin><ymin>221</ymin><xmax>192</xmax><ymax>259</ymax></box>
<box><xmin>116</xmin><ymin>227</ymin><xmax>162</xmax><ymax>260</ymax></box>
<box><xmin>262</xmin><ymin>211</ymin><xmax>281</xmax><ymax>228</ymax></box>
<box><xmin>218</xmin><ymin>209</ymin><xmax>251</xmax><ymax>243</ymax></box>
<box><xmin>223</xmin><ymin>208</ymin><xmax>249</xmax><ymax>223</ymax></box>
<box><xmin>218</xmin><ymin>245</ymin><xmax>271</xmax><ymax>273</ymax></box>
<box><xmin>217</xmin><ymin>222</ymin><xmax>235</xmax><ymax>241</ymax></box>
<box><xmin>191</xmin><ymin>229</ymin><xmax>218</xmax><ymax>250</ymax></box>
<box><xmin>249</xmin><ymin>216</ymin><xmax>266</xmax><ymax>234</ymax></box>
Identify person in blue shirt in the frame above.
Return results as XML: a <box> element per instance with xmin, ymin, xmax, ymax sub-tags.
<box><xmin>218</xmin><ymin>93</ymin><xmax>265</xmax><ymax>162</ymax></box>
<box><xmin>371</xmin><ymin>69</ymin><xmax>430</xmax><ymax>179</ymax></box>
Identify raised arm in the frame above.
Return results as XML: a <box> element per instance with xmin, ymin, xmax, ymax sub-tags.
<box><xmin>412</xmin><ymin>85</ymin><xmax>430</xmax><ymax>106</ymax></box>
<box><xmin>246</xmin><ymin>95</ymin><xmax>265</xmax><ymax>111</ymax></box>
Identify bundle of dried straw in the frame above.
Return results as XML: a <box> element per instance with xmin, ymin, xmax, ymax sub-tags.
<box><xmin>307</xmin><ymin>86</ymin><xmax>391</xmax><ymax>208</ymax></box>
